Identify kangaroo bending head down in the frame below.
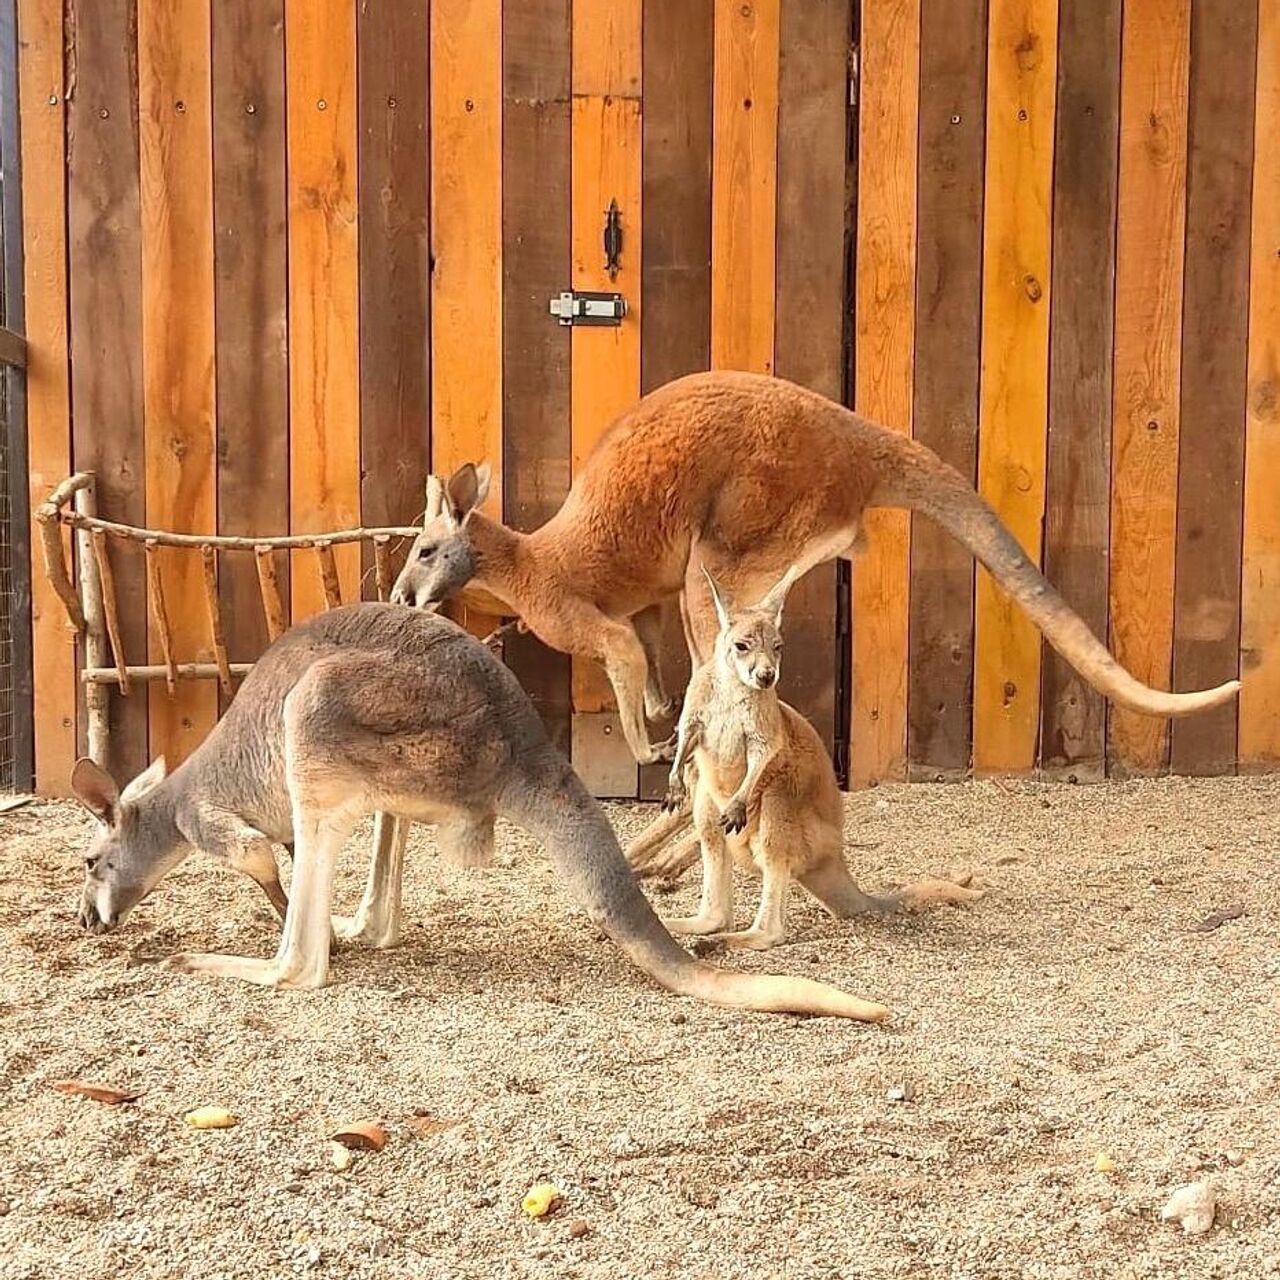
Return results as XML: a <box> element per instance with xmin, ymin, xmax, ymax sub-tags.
<box><xmin>70</xmin><ymin>604</ymin><xmax>888</xmax><ymax>1022</ymax></box>
<box><xmin>390</xmin><ymin>371</ymin><xmax>1240</xmax><ymax>764</ymax></box>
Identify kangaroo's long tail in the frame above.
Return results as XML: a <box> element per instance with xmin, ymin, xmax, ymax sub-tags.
<box><xmin>878</xmin><ymin>444</ymin><xmax>1239</xmax><ymax>718</ymax></box>
<box><xmin>503</xmin><ymin>757</ymin><xmax>889</xmax><ymax>1023</ymax></box>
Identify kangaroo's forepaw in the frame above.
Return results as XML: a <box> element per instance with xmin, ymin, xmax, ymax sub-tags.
<box><xmin>662</xmin><ymin>781</ymin><xmax>688</xmax><ymax>813</ymax></box>
<box><xmin>720</xmin><ymin>799</ymin><xmax>748</xmax><ymax>834</ymax></box>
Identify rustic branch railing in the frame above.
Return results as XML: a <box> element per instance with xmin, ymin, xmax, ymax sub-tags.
<box><xmin>35</xmin><ymin>471</ymin><xmax>423</xmax><ymax>766</ymax></box>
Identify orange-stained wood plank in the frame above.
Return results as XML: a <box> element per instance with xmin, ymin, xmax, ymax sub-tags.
<box><xmin>570</xmin><ymin>0</ymin><xmax>641</xmax><ymax>718</ymax></box>
<box><xmin>17</xmin><ymin>0</ymin><xmax>76</xmax><ymax>793</ymax></box>
<box><xmin>710</xmin><ymin>0</ymin><xmax>779</xmax><ymax>374</ymax></box>
<box><xmin>66</xmin><ymin>0</ymin><xmax>149</xmax><ymax>781</ymax></box>
<box><xmin>138</xmin><ymin>0</ymin><xmax>217</xmax><ymax>764</ymax></box>
<box><xmin>852</xmin><ymin>0</ymin><xmax>919</xmax><ymax>788</ymax></box>
<box><xmin>285</xmin><ymin>0</ymin><xmax>359</xmax><ymax>619</ymax></box>
<box><xmin>430</xmin><ymin>0</ymin><xmax>502</xmax><ymax>637</ymax></box>
<box><xmin>1239</xmin><ymin>0</ymin><xmax>1279</xmax><ymax>767</ymax></box>
<box><xmin>973</xmin><ymin>0</ymin><xmax>1058</xmax><ymax>774</ymax></box>
<box><xmin>1107</xmin><ymin>0</ymin><xmax>1190</xmax><ymax>775</ymax></box>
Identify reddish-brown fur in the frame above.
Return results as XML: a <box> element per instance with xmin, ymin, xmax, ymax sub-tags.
<box><xmin>393</xmin><ymin>371</ymin><xmax>1240</xmax><ymax>763</ymax></box>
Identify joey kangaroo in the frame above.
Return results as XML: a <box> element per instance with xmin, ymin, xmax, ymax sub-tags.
<box><xmin>389</xmin><ymin>371</ymin><xmax>1239</xmax><ymax>765</ymax></box>
<box><xmin>628</xmin><ymin>569</ymin><xmax>982</xmax><ymax>949</ymax></box>
<box><xmin>70</xmin><ymin>603</ymin><xmax>889</xmax><ymax>1021</ymax></box>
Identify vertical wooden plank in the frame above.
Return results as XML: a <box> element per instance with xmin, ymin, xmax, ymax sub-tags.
<box><xmin>972</xmin><ymin>0</ymin><xmax>1058</xmax><ymax>774</ymax></box>
<box><xmin>359</xmin><ymin>0</ymin><xmax>430</xmax><ymax>574</ymax></box>
<box><xmin>570</xmin><ymin>0</ymin><xmax>641</xmax><ymax>788</ymax></box>
<box><xmin>18</xmin><ymin>0</ymin><xmax>75</xmax><ymax>792</ymax></box>
<box><xmin>1039</xmin><ymin>0</ymin><xmax>1121</xmax><ymax>778</ymax></box>
<box><xmin>503</xmin><ymin>0</ymin><xmax>572</xmax><ymax>754</ymax></box>
<box><xmin>637</xmin><ymin>0</ymin><xmax>713</xmax><ymax>799</ymax></box>
<box><xmin>1170</xmin><ymin>1</ymin><xmax>1258</xmax><ymax>775</ymax></box>
<box><xmin>67</xmin><ymin>0</ymin><xmax>149</xmax><ymax>781</ymax></box>
<box><xmin>1107</xmin><ymin>0</ymin><xmax>1189</xmax><ymax>776</ymax></box>
<box><xmin>773</xmin><ymin>0</ymin><xmax>847</xmax><ymax>762</ymax></box>
<box><xmin>213</xmin><ymin>0</ymin><xmax>289</xmax><ymax>670</ymax></box>
<box><xmin>909</xmin><ymin>0</ymin><xmax>987</xmax><ymax>780</ymax></box>
<box><xmin>286</xmin><ymin>0</ymin><xmax>359</xmax><ymax>619</ymax></box>
<box><xmin>431</xmin><ymin>0</ymin><xmax>502</xmax><ymax>636</ymax></box>
<box><xmin>851</xmin><ymin>0</ymin><xmax>918</xmax><ymax>787</ymax></box>
<box><xmin>1240</xmin><ymin>0</ymin><xmax>1280</xmax><ymax>768</ymax></box>
<box><xmin>641</xmin><ymin>0</ymin><xmax>712</xmax><ymax>393</ymax></box>
<box><xmin>710</xmin><ymin>0</ymin><xmax>779</xmax><ymax>374</ymax></box>
<box><xmin>138</xmin><ymin>0</ymin><xmax>217</xmax><ymax>765</ymax></box>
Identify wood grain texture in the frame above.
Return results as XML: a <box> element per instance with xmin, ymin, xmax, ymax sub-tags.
<box><xmin>213</xmin><ymin>0</ymin><xmax>287</xmax><ymax>678</ymax></box>
<box><xmin>773</xmin><ymin>0</ymin><xmax>847</xmax><ymax>763</ymax></box>
<box><xmin>570</xmin><ymin>0</ymin><xmax>641</xmax><ymax>720</ymax></box>
<box><xmin>710</xmin><ymin>0</ymin><xmax>779</xmax><ymax>374</ymax></box>
<box><xmin>358</xmin><ymin>0</ymin><xmax>430</xmax><ymax>583</ymax></box>
<box><xmin>973</xmin><ymin>0</ymin><xmax>1058</xmax><ymax>774</ymax></box>
<box><xmin>852</xmin><ymin>0</ymin><xmax>918</xmax><ymax>787</ymax></box>
<box><xmin>1171</xmin><ymin>0</ymin><xmax>1258</xmax><ymax>775</ymax></box>
<box><xmin>285</xmin><ymin>0</ymin><xmax>359</xmax><ymax>619</ymax></box>
<box><xmin>66</xmin><ymin>0</ymin><xmax>149</xmax><ymax>780</ymax></box>
<box><xmin>1240</xmin><ymin>0</ymin><xmax>1280</xmax><ymax>768</ymax></box>
<box><xmin>637</xmin><ymin>0</ymin><xmax>712</xmax><ymax>799</ymax></box>
<box><xmin>503</xmin><ymin>0</ymin><xmax>572</xmax><ymax>754</ymax></box>
<box><xmin>18</xmin><ymin>0</ymin><xmax>75</xmax><ymax>793</ymax></box>
<box><xmin>1039</xmin><ymin>0</ymin><xmax>1120</xmax><ymax>779</ymax></box>
<box><xmin>909</xmin><ymin>0</ymin><xmax>987</xmax><ymax>780</ymax></box>
<box><xmin>139</xmin><ymin>0</ymin><xmax>218</xmax><ymax>764</ymax></box>
<box><xmin>431</xmin><ymin>0</ymin><xmax>502</xmax><ymax>637</ymax></box>
<box><xmin>1107</xmin><ymin>0</ymin><xmax>1189</xmax><ymax>776</ymax></box>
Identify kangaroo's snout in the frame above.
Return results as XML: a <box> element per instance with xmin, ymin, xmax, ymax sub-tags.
<box><xmin>77</xmin><ymin>888</ymin><xmax>115</xmax><ymax>934</ymax></box>
<box><xmin>755</xmin><ymin>667</ymin><xmax>777</xmax><ymax>689</ymax></box>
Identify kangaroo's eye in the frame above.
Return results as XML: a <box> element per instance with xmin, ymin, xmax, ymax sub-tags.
<box><xmin>417</xmin><ymin>544</ymin><xmax>437</xmax><ymax>562</ymax></box>
<box><xmin>85</xmin><ymin>856</ymin><xmax>99</xmax><ymax>873</ymax></box>
<box><xmin>734</xmin><ymin>641</ymin><xmax>750</xmax><ymax>653</ymax></box>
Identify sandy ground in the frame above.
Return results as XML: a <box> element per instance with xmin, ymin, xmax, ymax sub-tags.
<box><xmin>0</xmin><ymin>777</ymin><xmax>1278</xmax><ymax>1280</ymax></box>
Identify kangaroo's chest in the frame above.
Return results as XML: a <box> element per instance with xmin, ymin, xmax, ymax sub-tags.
<box><xmin>693</xmin><ymin>707</ymin><xmax>764</xmax><ymax>801</ymax></box>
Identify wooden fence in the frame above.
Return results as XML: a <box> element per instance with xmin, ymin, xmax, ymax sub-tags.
<box><xmin>19</xmin><ymin>0</ymin><xmax>1280</xmax><ymax>798</ymax></box>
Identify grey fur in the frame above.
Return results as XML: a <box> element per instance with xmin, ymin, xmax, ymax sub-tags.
<box><xmin>72</xmin><ymin>604</ymin><xmax>887</xmax><ymax>1020</ymax></box>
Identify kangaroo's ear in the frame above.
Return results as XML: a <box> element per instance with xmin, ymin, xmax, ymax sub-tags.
<box><xmin>701</xmin><ymin>565</ymin><xmax>732</xmax><ymax>632</ymax></box>
<box><xmin>71</xmin><ymin>757</ymin><xmax>120</xmax><ymax>826</ymax></box>
<box><xmin>469</xmin><ymin>462</ymin><xmax>492</xmax><ymax>518</ymax></box>
<box><xmin>423</xmin><ymin>474</ymin><xmax>446</xmax><ymax>523</ymax></box>
<box><xmin>120</xmin><ymin>756</ymin><xmax>168</xmax><ymax>806</ymax></box>
<box><xmin>445</xmin><ymin>462</ymin><xmax>488</xmax><ymax>526</ymax></box>
<box><xmin>755</xmin><ymin>564</ymin><xmax>803</xmax><ymax>623</ymax></box>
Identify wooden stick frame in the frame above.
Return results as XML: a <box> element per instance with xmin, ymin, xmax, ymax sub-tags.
<box><xmin>35</xmin><ymin>471</ymin><xmax>435</xmax><ymax>766</ymax></box>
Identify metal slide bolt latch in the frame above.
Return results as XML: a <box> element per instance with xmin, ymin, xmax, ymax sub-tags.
<box><xmin>548</xmin><ymin>291</ymin><xmax>628</xmax><ymax>326</ymax></box>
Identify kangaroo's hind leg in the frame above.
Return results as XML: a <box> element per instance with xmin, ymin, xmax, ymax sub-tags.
<box><xmin>707</xmin><ymin>820</ymin><xmax>792</xmax><ymax>951</ymax></box>
<box><xmin>662</xmin><ymin>789</ymin><xmax>734</xmax><ymax>935</ymax></box>
<box><xmin>332</xmin><ymin>812</ymin><xmax>407</xmax><ymax>948</ymax></box>
<box><xmin>168</xmin><ymin>805</ymin><xmax>355</xmax><ymax>988</ymax></box>
<box><xmin>633</xmin><ymin>604</ymin><xmax>682</xmax><ymax>721</ymax></box>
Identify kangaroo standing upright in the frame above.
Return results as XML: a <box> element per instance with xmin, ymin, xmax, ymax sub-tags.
<box><xmin>70</xmin><ymin>604</ymin><xmax>889</xmax><ymax>1022</ymax></box>
<box><xmin>628</xmin><ymin>569</ymin><xmax>981</xmax><ymax>949</ymax></box>
<box><xmin>389</xmin><ymin>371</ymin><xmax>1239</xmax><ymax>764</ymax></box>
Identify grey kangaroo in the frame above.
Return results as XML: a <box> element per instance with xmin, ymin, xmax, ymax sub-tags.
<box><xmin>71</xmin><ymin>604</ymin><xmax>888</xmax><ymax>1022</ymax></box>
